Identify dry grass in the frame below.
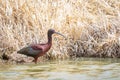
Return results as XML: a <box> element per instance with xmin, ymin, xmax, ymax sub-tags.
<box><xmin>0</xmin><ymin>0</ymin><xmax>120</xmax><ymax>61</ymax></box>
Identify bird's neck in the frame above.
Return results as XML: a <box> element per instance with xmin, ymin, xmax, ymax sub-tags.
<box><xmin>47</xmin><ymin>34</ymin><xmax>52</xmax><ymax>44</ymax></box>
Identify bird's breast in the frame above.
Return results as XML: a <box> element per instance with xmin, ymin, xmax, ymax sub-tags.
<box><xmin>36</xmin><ymin>44</ymin><xmax>52</xmax><ymax>57</ymax></box>
<box><xmin>43</xmin><ymin>44</ymin><xmax>51</xmax><ymax>52</ymax></box>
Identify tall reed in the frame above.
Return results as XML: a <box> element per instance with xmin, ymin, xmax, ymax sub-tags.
<box><xmin>0</xmin><ymin>0</ymin><xmax>120</xmax><ymax>61</ymax></box>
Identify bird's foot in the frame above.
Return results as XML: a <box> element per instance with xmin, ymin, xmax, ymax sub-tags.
<box><xmin>32</xmin><ymin>59</ymin><xmax>37</xmax><ymax>64</ymax></box>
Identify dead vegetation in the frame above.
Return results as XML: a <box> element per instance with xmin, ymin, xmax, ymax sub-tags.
<box><xmin>0</xmin><ymin>0</ymin><xmax>120</xmax><ymax>62</ymax></box>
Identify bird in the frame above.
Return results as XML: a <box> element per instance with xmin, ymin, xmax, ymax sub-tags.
<box><xmin>17</xmin><ymin>29</ymin><xmax>66</xmax><ymax>64</ymax></box>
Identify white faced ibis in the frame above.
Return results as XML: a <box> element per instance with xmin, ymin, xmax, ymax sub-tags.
<box><xmin>17</xmin><ymin>29</ymin><xmax>66</xmax><ymax>64</ymax></box>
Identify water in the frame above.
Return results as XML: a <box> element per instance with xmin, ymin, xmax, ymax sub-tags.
<box><xmin>0</xmin><ymin>58</ymin><xmax>120</xmax><ymax>80</ymax></box>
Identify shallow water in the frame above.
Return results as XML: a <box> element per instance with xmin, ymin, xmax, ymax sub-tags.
<box><xmin>0</xmin><ymin>58</ymin><xmax>120</xmax><ymax>80</ymax></box>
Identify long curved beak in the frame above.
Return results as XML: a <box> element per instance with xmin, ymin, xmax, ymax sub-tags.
<box><xmin>55</xmin><ymin>32</ymin><xmax>66</xmax><ymax>39</ymax></box>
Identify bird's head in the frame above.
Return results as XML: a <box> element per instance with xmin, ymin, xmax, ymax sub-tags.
<box><xmin>48</xmin><ymin>29</ymin><xmax>66</xmax><ymax>39</ymax></box>
<box><xmin>48</xmin><ymin>29</ymin><xmax>55</xmax><ymax>35</ymax></box>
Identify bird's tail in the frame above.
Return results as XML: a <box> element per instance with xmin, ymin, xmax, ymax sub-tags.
<box><xmin>17</xmin><ymin>47</ymin><xmax>29</xmax><ymax>54</ymax></box>
<box><xmin>17</xmin><ymin>49</ymin><xmax>24</xmax><ymax>54</ymax></box>
<box><xmin>17</xmin><ymin>50</ymin><xmax>21</xmax><ymax>53</ymax></box>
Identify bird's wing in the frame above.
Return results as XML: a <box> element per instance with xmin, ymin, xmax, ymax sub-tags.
<box><xmin>17</xmin><ymin>45</ymin><xmax>43</xmax><ymax>57</ymax></box>
<box><xmin>31</xmin><ymin>44</ymin><xmax>43</xmax><ymax>51</ymax></box>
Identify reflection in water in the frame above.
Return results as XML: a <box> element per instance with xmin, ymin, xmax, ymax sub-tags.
<box><xmin>0</xmin><ymin>58</ymin><xmax>120</xmax><ymax>80</ymax></box>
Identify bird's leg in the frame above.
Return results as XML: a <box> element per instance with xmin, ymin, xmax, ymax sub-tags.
<box><xmin>33</xmin><ymin>57</ymin><xmax>38</xmax><ymax>64</ymax></box>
